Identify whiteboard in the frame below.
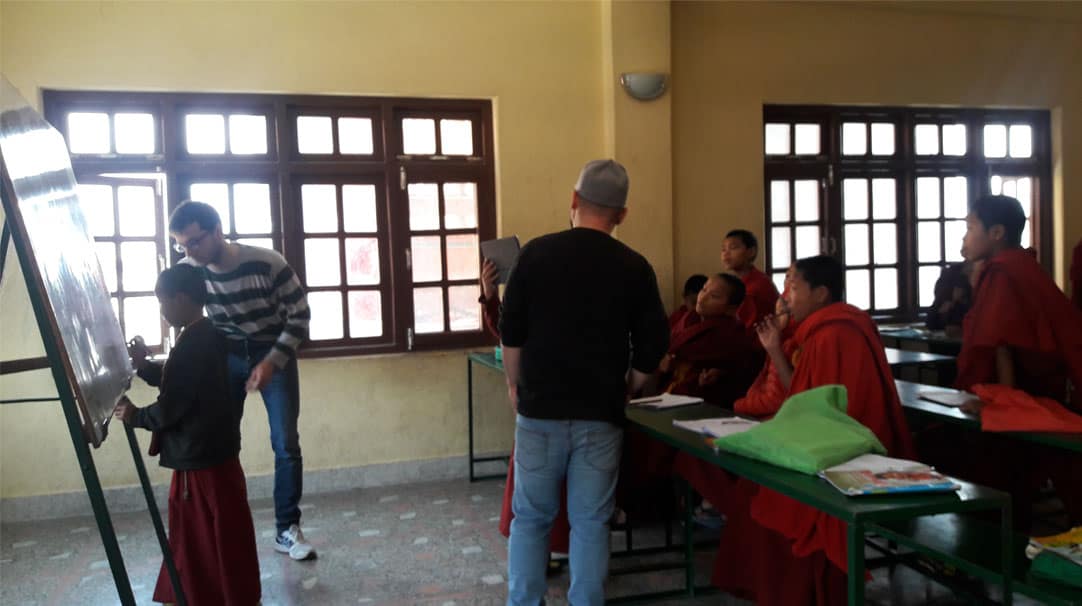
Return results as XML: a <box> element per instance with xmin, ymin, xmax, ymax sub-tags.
<box><xmin>0</xmin><ymin>77</ymin><xmax>132</xmax><ymax>446</ymax></box>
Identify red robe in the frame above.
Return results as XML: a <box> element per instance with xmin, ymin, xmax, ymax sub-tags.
<box><xmin>732</xmin><ymin>338</ymin><xmax>796</xmax><ymax>418</ymax></box>
<box><xmin>712</xmin><ymin>302</ymin><xmax>914</xmax><ymax>605</ymax></box>
<box><xmin>1072</xmin><ymin>238</ymin><xmax>1082</xmax><ymax>310</ymax></box>
<box><xmin>668</xmin><ymin>305</ymin><xmax>697</xmax><ymax>330</ymax></box>
<box><xmin>661</xmin><ymin>314</ymin><xmax>763</xmax><ymax>408</ymax></box>
<box><xmin>955</xmin><ymin>248</ymin><xmax>1082</xmax><ymax>404</ymax></box>
<box><xmin>736</xmin><ymin>267</ymin><xmax>780</xmax><ymax>329</ymax></box>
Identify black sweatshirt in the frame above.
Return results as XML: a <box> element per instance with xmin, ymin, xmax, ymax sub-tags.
<box><xmin>499</xmin><ymin>228</ymin><xmax>669</xmax><ymax>425</ymax></box>
<box><xmin>133</xmin><ymin>318</ymin><xmax>241</xmax><ymax>470</ymax></box>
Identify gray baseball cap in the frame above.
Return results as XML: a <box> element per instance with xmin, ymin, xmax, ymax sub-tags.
<box><xmin>574</xmin><ymin>159</ymin><xmax>629</xmax><ymax>208</ymax></box>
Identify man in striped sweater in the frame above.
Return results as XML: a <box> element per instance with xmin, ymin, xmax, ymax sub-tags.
<box><xmin>169</xmin><ymin>201</ymin><xmax>315</xmax><ymax>561</ymax></box>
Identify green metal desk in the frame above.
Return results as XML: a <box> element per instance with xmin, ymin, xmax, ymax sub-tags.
<box><xmin>895</xmin><ymin>379</ymin><xmax>1082</xmax><ymax>454</ymax></box>
<box><xmin>466</xmin><ymin>351</ymin><xmax>509</xmax><ymax>481</ymax></box>
<box><xmin>626</xmin><ymin>403</ymin><xmax>1014</xmax><ymax>606</ymax></box>
<box><xmin>879</xmin><ymin>324</ymin><xmax>963</xmax><ymax>356</ymax></box>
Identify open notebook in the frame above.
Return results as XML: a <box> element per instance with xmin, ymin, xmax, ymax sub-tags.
<box><xmin>919</xmin><ymin>390</ymin><xmax>975</xmax><ymax>408</ymax></box>
<box><xmin>629</xmin><ymin>393</ymin><xmax>703</xmax><ymax>410</ymax></box>
<box><xmin>672</xmin><ymin>417</ymin><xmax>759</xmax><ymax>439</ymax></box>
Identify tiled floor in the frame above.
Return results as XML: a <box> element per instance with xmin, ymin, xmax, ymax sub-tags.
<box><xmin>0</xmin><ymin>477</ymin><xmax>1039</xmax><ymax>605</ymax></box>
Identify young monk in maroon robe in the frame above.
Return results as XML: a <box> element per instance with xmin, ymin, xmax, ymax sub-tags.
<box><xmin>722</xmin><ymin>229</ymin><xmax>779</xmax><ymax>329</ymax></box>
<box><xmin>115</xmin><ymin>265</ymin><xmax>261</xmax><ymax>606</ymax></box>
<box><xmin>930</xmin><ymin>195</ymin><xmax>1082</xmax><ymax>530</ymax></box>
<box><xmin>733</xmin><ymin>284</ymin><xmax>798</xmax><ymax>419</ymax></box>
<box><xmin>668</xmin><ymin>274</ymin><xmax>708</xmax><ymax>330</ymax></box>
<box><xmin>658</xmin><ymin>273</ymin><xmax>763</xmax><ymax>407</ymax></box>
<box><xmin>710</xmin><ymin>255</ymin><xmax>915</xmax><ymax>605</ymax></box>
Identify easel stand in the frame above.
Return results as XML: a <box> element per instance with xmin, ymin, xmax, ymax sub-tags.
<box><xmin>0</xmin><ymin>219</ymin><xmax>186</xmax><ymax>605</ymax></box>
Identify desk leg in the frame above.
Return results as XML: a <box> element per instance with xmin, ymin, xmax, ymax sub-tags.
<box><xmin>683</xmin><ymin>478</ymin><xmax>695</xmax><ymax>597</ymax></box>
<box><xmin>847</xmin><ymin>521</ymin><xmax>865</xmax><ymax>606</ymax></box>
<box><xmin>467</xmin><ymin>358</ymin><xmax>476</xmax><ymax>483</ymax></box>
<box><xmin>1001</xmin><ymin>501</ymin><xmax>1013</xmax><ymax>605</ymax></box>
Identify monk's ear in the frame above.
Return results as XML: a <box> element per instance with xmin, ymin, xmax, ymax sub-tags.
<box><xmin>813</xmin><ymin>285</ymin><xmax>831</xmax><ymax>307</ymax></box>
<box><xmin>987</xmin><ymin>224</ymin><xmax>1006</xmax><ymax>243</ymax></box>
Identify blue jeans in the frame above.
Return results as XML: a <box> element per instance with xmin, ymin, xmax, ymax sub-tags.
<box><xmin>228</xmin><ymin>344</ymin><xmax>303</xmax><ymax>533</ymax></box>
<box><xmin>507</xmin><ymin>415</ymin><xmax>623</xmax><ymax>606</ymax></box>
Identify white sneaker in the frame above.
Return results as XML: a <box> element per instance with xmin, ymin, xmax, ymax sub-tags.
<box><xmin>275</xmin><ymin>524</ymin><xmax>316</xmax><ymax>560</ymax></box>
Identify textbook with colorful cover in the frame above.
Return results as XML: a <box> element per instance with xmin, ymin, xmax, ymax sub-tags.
<box><xmin>1025</xmin><ymin>527</ymin><xmax>1082</xmax><ymax>589</ymax></box>
<box><xmin>818</xmin><ymin>454</ymin><xmax>960</xmax><ymax>496</ymax></box>
<box><xmin>1026</xmin><ymin>526</ymin><xmax>1082</xmax><ymax>567</ymax></box>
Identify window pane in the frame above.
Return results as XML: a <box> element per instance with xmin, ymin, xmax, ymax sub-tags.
<box><xmin>348</xmin><ymin>290</ymin><xmax>383</xmax><ymax>338</ymax></box>
<box><xmin>95</xmin><ymin>242</ymin><xmax>118</xmax><ymax>292</ymax></box>
<box><xmin>764</xmin><ymin>123</ymin><xmax>790</xmax><ymax>155</ymax></box>
<box><xmin>1015</xmin><ymin>176</ymin><xmax>1033</xmax><ymax>211</ymax></box>
<box><xmin>79</xmin><ymin>184</ymin><xmax>115</xmax><ymax>237</ymax></box>
<box><xmin>120</xmin><ymin>242</ymin><xmax>159</xmax><ymax>291</ymax></box>
<box><xmin>402</xmin><ymin>118</ymin><xmax>437</xmax><ymax>155</ymax></box>
<box><xmin>410</xmin><ymin>235</ymin><xmax>443</xmax><ymax>283</ymax></box>
<box><xmin>943</xmin><ymin>124</ymin><xmax>966</xmax><ymax>156</ymax></box>
<box><xmin>189</xmin><ymin>183</ymin><xmax>231</xmax><ymax>234</ymax></box>
<box><xmin>918</xmin><ymin>265</ymin><xmax>941</xmax><ymax>307</ymax></box>
<box><xmin>228</xmin><ymin>114</ymin><xmax>267</xmax><ymax>155</ymax></box>
<box><xmin>844</xmin><ymin>224</ymin><xmax>869</xmax><ymax>266</ymax></box>
<box><xmin>874</xmin><ymin>268</ymin><xmax>898</xmax><ymax>309</ymax></box>
<box><xmin>772</xmin><ymin>273</ymin><xmax>786</xmax><ymax>293</ymax></box>
<box><xmin>408</xmin><ymin>183</ymin><xmax>440</xmax><ymax>231</ymax></box>
<box><xmin>793</xmin><ymin>123</ymin><xmax>820</xmax><ymax>155</ymax></box>
<box><xmin>1009</xmin><ymin>124</ymin><xmax>1032</xmax><ymax>158</ymax></box>
<box><xmin>944</xmin><ymin>220</ymin><xmax>966</xmax><ymax>263</ymax></box>
<box><xmin>304</xmin><ymin>238</ymin><xmax>342</xmax><ymax>287</ymax></box>
<box><xmin>841</xmin><ymin>122</ymin><xmax>866</xmax><ymax>156</ymax></box>
<box><xmin>308</xmin><ymin>291</ymin><xmax>344</xmax><ymax>340</ymax></box>
<box><xmin>345</xmin><ymin>238</ymin><xmax>380</xmax><ymax>285</ymax></box>
<box><xmin>842</xmin><ymin>179</ymin><xmax>868</xmax><ymax>221</ymax></box>
<box><xmin>770</xmin><ymin>227</ymin><xmax>791</xmax><ymax>270</ymax></box>
<box><xmin>446</xmin><ymin>234</ymin><xmax>480</xmax><ymax>281</ymax></box>
<box><xmin>917</xmin><ymin>221</ymin><xmax>942</xmax><ymax>263</ymax></box>
<box><xmin>872</xmin><ymin>224</ymin><xmax>897</xmax><ymax>265</ymax></box>
<box><xmin>1022</xmin><ymin>223</ymin><xmax>1032</xmax><ymax>249</ymax></box>
<box><xmin>914</xmin><ymin>124</ymin><xmax>939</xmax><ymax>155</ymax></box>
<box><xmin>769</xmin><ymin>180</ymin><xmax>790</xmax><ymax>223</ymax></box>
<box><xmin>871</xmin><ymin>178</ymin><xmax>896</xmax><ymax>220</ymax></box>
<box><xmin>343</xmin><ymin>185</ymin><xmax>378</xmax><ymax>233</ymax></box>
<box><xmin>123</xmin><ymin>296</ymin><xmax>162</xmax><ymax>346</ymax></box>
<box><xmin>916</xmin><ymin>177</ymin><xmax>941</xmax><ymax>219</ymax></box>
<box><xmin>338</xmin><ymin>118</ymin><xmax>374</xmax><ymax>155</ymax></box>
<box><xmin>440</xmin><ymin>119</ymin><xmax>473</xmax><ymax>156</ymax></box>
<box><xmin>233</xmin><ymin>183</ymin><xmax>272</xmax><ymax>234</ymax></box>
<box><xmin>795</xmin><ymin>225</ymin><xmax>820</xmax><ymax>260</ymax></box>
<box><xmin>117</xmin><ymin>185</ymin><xmax>157</xmax><ymax>237</ymax></box>
<box><xmin>114</xmin><ymin>113</ymin><xmax>155</xmax><ymax>154</ymax></box>
<box><xmin>68</xmin><ymin>112</ymin><xmax>111</xmax><ymax>154</ymax></box>
<box><xmin>301</xmin><ymin>184</ymin><xmax>338</xmax><ymax>233</ymax></box>
<box><xmin>236</xmin><ymin>238</ymin><xmax>274</xmax><ymax>250</ymax></box>
<box><xmin>845</xmin><ymin>269</ymin><xmax>870</xmax><ymax>310</ymax></box>
<box><xmin>413</xmin><ymin>286</ymin><xmax>444</xmax><ymax>334</ymax></box>
<box><xmin>448</xmin><ymin>284</ymin><xmax>481</xmax><ymax>331</ymax></box>
<box><xmin>943</xmin><ymin>176</ymin><xmax>968</xmax><ymax>219</ymax></box>
<box><xmin>990</xmin><ymin>174</ymin><xmax>1003</xmax><ymax>195</ymax></box>
<box><xmin>443</xmin><ymin>183</ymin><xmax>478</xmax><ymax>229</ymax></box>
<box><xmin>793</xmin><ymin>180</ymin><xmax>818</xmax><ymax>222</ymax></box>
<box><xmin>870</xmin><ymin>123</ymin><xmax>895</xmax><ymax>156</ymax></box>
<box><xmin>185</xmin><ymin>114</ymin><xmax>226</xmax><ymax>154</ymax></box>
<box><xmin>297</xmin><ymin>116</ymin><xmax>333</xmax><ymax>154</ymax></box>
<box><xmin>984</xmin><ymin>124</ymin><xmax>1007</xmax><ymax>158</ymax></box>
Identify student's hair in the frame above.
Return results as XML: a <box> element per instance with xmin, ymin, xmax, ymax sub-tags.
<box><xmin>155</xmin><ymin>264</ymin><xmax>207</xmax><ymax>306</ymax></box>
<box><xmin>682</xmin><ymin>274</ymin><xmax>709</xmax><ymax>297</ymax></box>
<box><xmin>970</xmin><ymin>195</ymin><xmax>1026</xmax><ymax>247</ymax></box>
<box><xmin>169</xmin><ymin>200</ymin><xmax>221</xmax><ymax>233</ymax></box>
<box><xmin>716</xmin><ymin>272</ymin><xmax>747</xmax><ymax>307</ymax></box>
<box><xmin>794</xmin><ymin>255</ymin><xmax>844</xmax><ymax>303</ymax></box>
<box><xmin>725</xmin><ymin>229</ymin><xmax>758</xmax><ymax>251</ymax></box>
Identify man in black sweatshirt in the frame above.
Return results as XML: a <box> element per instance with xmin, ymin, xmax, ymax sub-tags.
<box><xmin>500</xmin><ymin>159</ymin><xmax>669</xmax><ymax>606</ymax></box>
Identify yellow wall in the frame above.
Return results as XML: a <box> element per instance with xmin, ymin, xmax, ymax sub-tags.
<box><xmin>672</xmin><ymin>1</ymin><xmax>1082</xmax><ymax>289</ymax></box>
<box><xmin>0</xmin><ymin>0</ymin><xmax>623</xmax><ymax>498</ymax></box>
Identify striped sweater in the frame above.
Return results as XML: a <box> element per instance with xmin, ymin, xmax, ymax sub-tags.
<box><xmin>183</xmin><ymin>244</ymin><xmax>310</xmax><ymax>368</ymax></box>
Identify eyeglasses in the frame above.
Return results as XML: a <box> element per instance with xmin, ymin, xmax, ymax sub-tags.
<box><xmin>173</xmin><ymin>230</ymin><xmax>211</xmax><ymax>254</ymax></box>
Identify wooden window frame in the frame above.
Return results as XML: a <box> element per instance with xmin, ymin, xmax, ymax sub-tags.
<box><xmin>45</xmin><ymin>91</ymin><xmax>497</xmax><ymax>358</ymax></box>
<box><xmin>764</xmin><ymin>105</ymin><xmax>1052</xmax><ymax>322</ymax></box>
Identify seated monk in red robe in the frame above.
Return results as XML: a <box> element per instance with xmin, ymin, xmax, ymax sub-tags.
<box><xmin>668</xmin><ymin>273</ymin><xmax>708</xmax><ymax>330</ymax></box>
<box><xmin>658</xmin><ymin>273</ymin><xmax>763</xmax><ymax>407</ymax></box>
<box><xmin>705</xmin><ymin>255</ymin><xmax>915</xmax><ymax>605</ymax></box>
<box><xmin>722</xmin><ymin>229</ymin><xmax>779</xmax><ymax>329</ymax></box>
<box><xmin>920</xmin><ymin>195</ymin><xmax>1082</xmax><ymax>531</ymax></box>
<box><xmin>735</xmin><ymin>266</ymin><xmax>800</xmax><ymax>419</ymax></box>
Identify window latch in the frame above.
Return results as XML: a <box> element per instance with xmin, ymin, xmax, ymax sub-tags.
<box><xmin>405</xmin><ymin>248</ymin><xmax>412</xmax><ymax>271</ymax></box>
<box><xmin>407</xmin><ymin>327</ymin><xmax>414</xmax><ymax>351</ymax></box>
<box><xmin>400</xmin><ymin>166</ymin><xmax>407</xmax><ymax>191</ymax></box>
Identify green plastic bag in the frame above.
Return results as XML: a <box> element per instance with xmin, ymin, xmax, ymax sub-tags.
<box><xmin>713</xmin><ymin>385</ymin><xmax>886</xmax><ymax>474</ymax></box>
<box><xmin>1029</xmin><ymin>551</ymin><xmax>1082</xmax><ymax>590</ymax></box>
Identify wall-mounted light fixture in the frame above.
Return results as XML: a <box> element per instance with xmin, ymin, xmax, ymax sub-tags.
<box><xmin>619</xmin><ymin>73</ymin><xmax>668</xmax><ymax>101</ymax></box>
